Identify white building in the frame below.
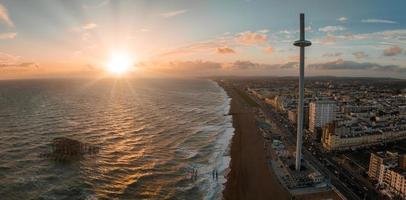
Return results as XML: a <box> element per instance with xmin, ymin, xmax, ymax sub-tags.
<box><xmin>309</xmin><ymin>99</ymin><xmax>336</xmax><ymax>133</ymax></box>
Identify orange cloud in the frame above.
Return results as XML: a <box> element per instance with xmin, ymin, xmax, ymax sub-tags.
<box><xmin>383</xmin><ymin>46</ymin><xmax>403</xmax><ymax>56</ymax></box>
<box><xmin>236</xmin><ymin>31</ymin><xmax>268</xmax><ymax>45</ymax></box>
<box><xmin>319</xmin><ymin>35</ymin><xmax>336</xmax><ymax>44</ymax></box>
<box><xmin>216</xmin><ymin>47</ymin><xmax>235</xmax><ymax>54</ymax></box>
<box><xmin>264</xmin><ymin>46</ymin><xmax>273</xmax><ymax>53</ymax></box>
<box><xmin>0</xmin><ymin>62</ymin><xmax>39</xmax><ymax>68</ymax></box>
<box><xmin>0</xmin><ymin>52</ymin><xmax>39</xmax><ymax>69</ymax></box>
<box><xmin>157</xmin><ymin>30</ymin><xmax>270</xmax><ymax>58</ymax></box>
<box><xmin>0</xmin><ymin>32</ymin><xmax>17</xmax><ymax>39</ymax></box>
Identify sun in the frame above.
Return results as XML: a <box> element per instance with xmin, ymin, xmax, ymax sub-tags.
<box><xmin>106</xmin><ymin>52</ymin><xmax>133</xmax><ymax>75</ymax></box>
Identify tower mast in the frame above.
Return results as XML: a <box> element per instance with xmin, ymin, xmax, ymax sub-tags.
<box><xmin>293</xmin><ymin>13</ymin><xmax>311</xmax><ymax>171</ymax></box>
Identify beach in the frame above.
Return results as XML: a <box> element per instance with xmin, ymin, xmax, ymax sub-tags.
<box><xmin>220</xmin><ymin>82</ymin><xmax>291</xmax><ymax>200</ymax></box>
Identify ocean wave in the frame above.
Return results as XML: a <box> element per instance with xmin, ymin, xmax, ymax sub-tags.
<box><xmin>0</xmin><ymin>78</ymin><xmax>234</xmax><ymax>200</ymax></box>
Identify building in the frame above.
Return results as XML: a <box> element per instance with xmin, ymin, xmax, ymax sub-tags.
<box><xmin>288</xmin><ymin>110</ymin><xmax>297</xmax><ymax>124</ymax></box>
<box><xmin>368</xmin><ymin>152</ymin><xmax>398</xmax><ymax>182</ymax></box>
<box><xmin>400</xmin><ymin>154</ymin><xmax>406</xmax><ymax>170</ymax></box>
<box><xmin>304</xmin><ymin>105</ymin><xmax>309</xmax><ymax>129</ymax></box>
<box><xmin>280</xmin><ymin>104</ymin><xmax>309</xmax><ymax>128</ymax></box>
<box><xmin>321</xmin><ymin>121</ymin><xmax>406</xmax><ymax>151</ymax></box>
<box><xmin>368</xmin><ymin>152</ymin><xmax>406</xmax><ymax>198</ymax></box>
<box><xmin>308</xmin><ymin>99</ymin><xmax>336</xmax><ymax>137</ymax></box>
<box><xmin>385</xmin><ymin>168</ymin><xmax>406</xmax><ymax>198</ymax></box>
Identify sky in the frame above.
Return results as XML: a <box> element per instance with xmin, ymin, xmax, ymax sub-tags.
<box><xmin>0</xmin><ymin>0</ymin><xmax>406</xmax><ymax>79</ymax></box>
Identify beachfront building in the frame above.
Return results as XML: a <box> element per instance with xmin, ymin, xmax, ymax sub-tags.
<box><xmin>322</xmin><ymin>122</ymin><xmax>406</xmax><ymax>151</ymax></box>
<box><xmin>308</xmin><ymin>99</ymin><xmax>336</xmax><ymax>138</ymax></box>
<box><xmin>385</xmin><ymin>168</ymin><xmax>406</xmax><ymax>198</ymax></box>
<box><xmin>368</xmin><ymin>152</ymin><xmax>399</xmax><ymax>182</ymax></box>
<box><xmin>368</xmin><ymin>152</ymin><xmax>406</xmax><ymax>198</ymax></box>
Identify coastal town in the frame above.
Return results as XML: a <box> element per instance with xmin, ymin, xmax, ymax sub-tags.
<box><xmin>216</xmin><ymin>77</ymin><xmax>406</xmax><ymax>200</ymax></box>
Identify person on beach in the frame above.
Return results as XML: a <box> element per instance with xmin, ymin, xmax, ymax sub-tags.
<box><xmin>191</xmin><ymin>168</ymin><xmax>195</xmax><ymax>180</ymax></box>
<box><xmin>215</xmin><ymin>170</ymin><xmax>218</xmax><ymax>181</ymax></box>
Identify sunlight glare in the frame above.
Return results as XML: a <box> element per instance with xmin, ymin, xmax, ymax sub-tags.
<box><xmin>106</xmin><ymin>52</ymin><xmax>133</xmax><ymax>75</ymax></box>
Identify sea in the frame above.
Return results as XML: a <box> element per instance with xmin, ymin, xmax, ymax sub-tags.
<box><xmin>0</xmin><ymin>78</ymin><xmax>234</xmax><ymax>200</ymax></box>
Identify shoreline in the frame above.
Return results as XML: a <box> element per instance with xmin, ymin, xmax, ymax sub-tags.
<box><xmin>217</xmin><ymin>81</ymin><xmax>290</xmax><ymax>200</ymax></box>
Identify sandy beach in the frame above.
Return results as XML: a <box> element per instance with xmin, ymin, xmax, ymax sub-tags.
<box><xmin>220</xmin><ymin>83</ymin><xmax>291</xmax><ymax>200</ymax></box>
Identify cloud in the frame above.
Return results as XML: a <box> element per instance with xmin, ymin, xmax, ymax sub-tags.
<box><xmin>0</xmin><ymin>52</ymin><xmax>39</xmax><ymax>69</ymax></box>
<box><xmin>279</xmin><ymin>62</ymin><xmax>298</xmax><ymax>69</ymax></box>
<box><xmin>258</xmin><ymin>29</ymin><xmax>269</xmax><ymax>33</ymax></box>
<box><xmin>138</xmin><ymin>60</ymin><xmax>299</xmax><ymax>73</ymax></box>
<box><xmin>319</xmin><ymin>35</ymin><xmax>337</xmax><ymax>44</ymax></box>
<box><xmin>322</xmin><ymin>52</ymin><xmax>342</xmax><ymax>57</ymax></box>
<box><xmin>216</xmin><ymin>47</ymin><xmax>235</xmax><ymax>54</ymax></box>
<box><xmin>337</xmin><ymin>17</ymin><xmax>348</xmax><ymax>22</ymax></box>
<box><xmin>72</xmin><ymin>23</ymin><xmax>98</xmax><ymax>32</ymax></box>
<box><xmin>0</xmin><ymin>32</ymin><xmax>17</xmax><ymax>39</ymax></box>
<box><xmin>158</xmin><ymin>30</ymin><xmax>269</xmax><ymax>57</ymax></box>
<box><xmin>70</xmin><ymin>23</ymin><xmax>99</xmax><ymax>50</ymax></box>
<box><xmin>158</xmin><ymin>39</ymin><xmax>228</xmax><ymax>57</ymax></box>
<box><xmin>383</xmin><ymin>46</ymin><xmax>403</xmax><ymax>56</ymax></box>
<box><xmin>313</xmin><ymin>29</ymin><xmax>406</xmax><ymax>46</ymax></box>
<box><xmin>161</xmin><ymin>9</ymin><xmax>188</xmax><ymax>18</ymax></box>
<box><xmin>287</xmin><ymin>55</ymin><xmax>300</xmax><ymax>60</ymax></box>
<box><xmin>319</xmin><ymin>26</ymin><xmax>345</xmax><ymax>33</ymax></box>
<box><xmin>225</xmin><ymin>60</ymin><xmax>297</xmax><ymax>70</ymax></box>
<box><xmin>263</xmin><ymin>46</ymin><xmax>273</xmax><ymax>54</ymax></box>
<box><xmin>226</xmin><ymin>60</ymin><xmax>270</xmax><ymax>70</ymax></box>
<box><xmin>236</xmin><ymin>31</ymin><xmax>268</xmax><ymax>45</ymax></box>
<box><xmin>351</xmin><ymin>29</ymin><xmax>405</xmax><ymax>41</ymax></box>
<box><xmin>308</xmin><ymin>59</ymin><xmax>406</xmax><ymax>73</ymax></box>
<box><xmin>352</xmin><ymin>51</ymin><xmax>368</xmax><ymax>59</ymax></box>
<box><xmin>138</xmin><ymin>60</ymin><xmax>222</xmax><ymax>73</ymax></box>
<box><xmin>0</xmin><ymin>62</ymin><xmax>39</xmax><ymax>68</ymax></box>
<box><xmin>0</xmin><ymin>3</ymin><xmax>13</xmax><ymax>27</ymax></box>
<box><xmin>361</xmin><ymin>19</ymin><xmax>398</xmax><ymax>24</ymax></box>
<box><xmin>0</xmin><ymin>52</ymin><xmax>19</xmax><ymax>62</ymax></box>
<box><xmin>82</xmin><ymin>23</ymin><xmax>97</xmax><ymax>30</ymax></box>
<box><xmin>279</xmin><ymin>30</ymin><xmax>292</xmax><ymax>35</ymax></box>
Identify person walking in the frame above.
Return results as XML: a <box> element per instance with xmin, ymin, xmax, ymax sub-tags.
<box><xmin>190</xmin><ymin>168</ymin><xmax>194</xmax><ymax>180</ymax></box>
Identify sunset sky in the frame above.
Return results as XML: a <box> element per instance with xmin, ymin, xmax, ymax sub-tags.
<box><xmin>0</xmin><ymin>0</ymin><xmax>406</xmax><ymax>79</ymax></box>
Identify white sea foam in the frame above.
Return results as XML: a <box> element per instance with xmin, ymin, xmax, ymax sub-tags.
<box><xmin>203</xmin><ymin>80</ymin><xmax>235</xmax><ymax>200</ymax></box>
